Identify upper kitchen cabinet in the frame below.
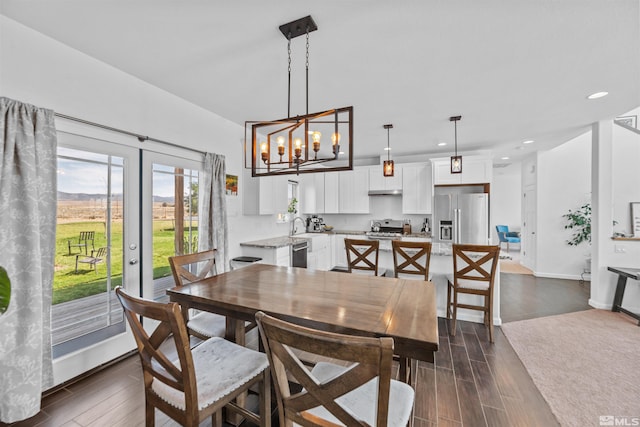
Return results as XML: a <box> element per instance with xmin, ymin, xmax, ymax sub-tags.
<box><xmin>402</xmin><ymin>163</ymin><xmax>432</xmax><ymax>214</ymax></box>
<box><xmin>432</xmin><ymin>156</ymin><xmax>492</xmax><ymax>185</ymax></box>
<box><xmin>338</xmin><ymin>168</ymin><xmax>370</xmax><ymax>213</ymax></box>
<box><xmin>242</xmin><ymin>169</ymin><xmax>288</xmax><ymax>215</ymax></box>
<box><xmin>369</xmin><ymin>165</ymin><xmax>403</xmax><ymax>192</ymax></box>
<box><xmin>324</xmin><ymin>172</ymin><xmax>340</xmax><ymax>214</ymax></box>
<box><xmin>299</xmin><ymin>173</ymin><xmax>325</xmax><ymax>214</ymax></box>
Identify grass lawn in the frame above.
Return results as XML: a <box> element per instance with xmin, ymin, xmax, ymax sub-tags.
<box><xmin>54</xmin><ymin>220</ymin><xmax>192</xmax><ymax>305</ymax></box>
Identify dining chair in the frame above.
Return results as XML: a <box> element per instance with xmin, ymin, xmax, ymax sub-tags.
<box><xmin>255</xmin><ymin>311</ymin><xmax>415</xmax><ymax>427</ymax></box>
<box><xmin>446</xmin><ymin>244</ymin><xmax>500</xmax><ymax>342</ymax></box>
<box><xmin>391</xmin><ymin>240</ymin><xmax>432</xmax><ymax>281</ymax></box>
<box><xmin>169</xmin><ymin>249</ymin><xmax>255</xmax><ymax>340</ymax></box>
<box><xmin>115</xmin><ymin>287</ymin><xmax>271</xmax><ymax>427</ymax></box>
<box><xmin>75</xmin><ymin>246</ymin><xmax>107</xmax><ymax>273</ymax></box>
<box><xmin>345</xmin><ymin>238</ymin><xmax>385</xmax><ymax>276</ymax></box>
<box><xmin>496</xmin><ymin>225</ymin><xmax>521</xmax><ymax>252</ymax></box>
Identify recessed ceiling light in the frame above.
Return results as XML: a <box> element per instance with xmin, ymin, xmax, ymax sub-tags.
<box><xmin>437</xmin><ymin>142</ymin><xmax>447</xmax><ymax>146</ymax></box>
<box><xmin>339</xmin><ymin>151</ymin><xmax>345</xmax><ymax>155</ymax></box>
<box><xmin>587</xmin><ymin>91</ymin><xmax>609</xmax><ymax>99</ymax></box>
<box><xmin>501</xmin><ymin>156</ymin><xmax>510</xmax><ymax>160</ymax></box>
<box><xmin>522</xmin><ymin>140</ymin><xmax>534</xmax><ymax>144</ymax></box>
<box><xmin>384</xmin><ymin>147</ymin><xmax>391</xmax><ymax>151</ymax></box>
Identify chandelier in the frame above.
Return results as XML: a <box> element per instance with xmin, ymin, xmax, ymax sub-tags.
<box><xmin>450</xmin><ymin>115</ymin><xmax>462</xmax><ymax>174</ymax></box>
<box><xmin>245</xmin><ymin>15</ymin><xmax>354</xmax><ymax>177</ymax></box>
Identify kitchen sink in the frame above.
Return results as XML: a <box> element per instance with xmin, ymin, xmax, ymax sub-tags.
<box><xmin>294</xmin><ymin>233</ymin><xmax>329</xmax><ymax>253</ymax></box>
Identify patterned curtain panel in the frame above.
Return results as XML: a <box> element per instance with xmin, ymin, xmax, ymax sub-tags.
<box><xmin>199</xmin><ymin>153</ymin><xmax>229</xmax><ymax>272</ymax></box>
<box><xmin>0</xmin><ymin>97</ymin><xmax>57</xmax><ymax>423</ymax></box>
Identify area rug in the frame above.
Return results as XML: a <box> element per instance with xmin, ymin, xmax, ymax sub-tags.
<box><xmin>502</xmin><ymin>310</ymin><xmax>640</xmax><ymax>427</ymax></box>
<box><xmin>499</xmin><ymin>259</ymin><xmax>533</xmax><ymax>275</ymax></box>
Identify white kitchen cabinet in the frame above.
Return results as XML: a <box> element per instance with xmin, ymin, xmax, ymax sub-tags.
<box><xmin>324</xmin><ymin>172</ymin><xmax>340</xmax><ymax>214</ymax></box>
<box><xmin>339</xmin><ymin>169</ymin><xmax>369</xmax><ymax>213</ymax></box>
<box><xmin>242</xmin><ymin>169</ymin><xmax>288</xmax><ymax>215</ymax></box>
<box><xmin>332</xmin><ymin>234</ymin><xmax>348</xmax><ymax>268</ymax></box>
<box><xmin>402</xmin><ymin>163</ymin><xmax>432</xmax><ymax>214</ymax></box>
<box><xmin>369</xmin><ymin>165</ymin><xmax>403</xmax><ymax>191</ymax></box>
<box><xmin>432</xmin><ymin>156</ymin><xmax>492</xmax><ymax>185</ymax></box>
<box><xmin>299</xmin><ymin>173</ymin><xmax>325</xmax><ymax>214</ymax></box>
<box><xmin>241</xmin><ymin>246</ymin><xmax>290</xmax><ymax>267</ymax></box>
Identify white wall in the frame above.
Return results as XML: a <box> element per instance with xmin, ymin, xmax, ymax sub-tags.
<box><xmin>536</xmin><ymin>132</ymin><xmax>592</xmax><ymax>279</ymax></box>
<box><xmin>491</xmin><ymin>162</ymin><xmax>522</xmax><ymax>243</ymax></box>
<box><xmin>0</xmin><ymin>15</ymin><xmax>288</xmax><ymax>263</ymax></box>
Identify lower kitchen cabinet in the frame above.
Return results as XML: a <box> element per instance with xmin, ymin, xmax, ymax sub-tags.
<box><xmin>241</xmin><ymin>246</ymin><xmax>290</xmax><ymax>267</ymax></box>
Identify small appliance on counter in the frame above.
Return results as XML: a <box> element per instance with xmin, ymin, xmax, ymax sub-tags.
<box><xmin>366</xmin><ymin>219</ymin><xmax>405</xmax><ymax>239</ymax></box>
<box><xmin>306</xmin><ymin>215</ymin><xmax>325</xmax><ymax>233</ymax></box>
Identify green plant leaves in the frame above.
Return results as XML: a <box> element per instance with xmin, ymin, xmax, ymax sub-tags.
<box><xmin>0</xmin><ymin>266</ymin><xmax>10</xmax><ymax>315</ymax></box>
<box><xmin>563</xmin><ymin>203</ymin><xmax>591</xmax><ymax>246</ymax></box>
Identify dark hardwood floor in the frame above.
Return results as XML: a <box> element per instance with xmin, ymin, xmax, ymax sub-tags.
<box><xmin>2</xmin><ymin>273</ymin><xmax>591</xmax><ymax>427</ymax></box>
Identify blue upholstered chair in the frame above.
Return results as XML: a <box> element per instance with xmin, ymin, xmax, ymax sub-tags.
<box><xmin>496</xmin><ymin>225</ymin><xmax>521</xmax><ymax>252</ymax></box>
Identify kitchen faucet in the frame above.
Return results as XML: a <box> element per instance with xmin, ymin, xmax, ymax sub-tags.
<box><xmin>290</xmin><ymin>216</ymin><xmax>306</xmax><ymax>236</ymax></box>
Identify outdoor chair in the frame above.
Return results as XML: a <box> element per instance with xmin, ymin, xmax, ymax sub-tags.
<box><xmin>446</xmin><ymin>244</ymin><xmax>500</xmax><ymax>342</ymax></box>
<box><xmin>68</xmin><ymin>231</ymin><xmax>95</xmax><ymax>255</ymax></box>
<box><xmin>115</xmin><ymin>287</ymin><xmax>271</xmax><ymax>427</ymax></box>
<box><xmin>256</xmin><ymin>311</ymin><xmax>414</xmax><ymax>427</ymax></box>
<box><xmin>75</xmin><ymin>247</ymin><xmax>107</xmax><ymax>273</ymax></box>
<box><xmin>169</xmin><ymin>249</ymin><xmax>255</xmax><ymax>340</ymax></box>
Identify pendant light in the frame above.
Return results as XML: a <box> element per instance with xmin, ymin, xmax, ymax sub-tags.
<box><xmin>450</xmin><ymin>115</ymin><xmax>462</xmax><ymax>174</ymax></box>
<box><xmin>245</xmin><ymin>15</ymin><xmax>354</xmax><ymax>177</ymax></box>
<box><xmin>383</xmin><ymin>124</ymin><xmax>394</xmax><ymax>177</ymax></box>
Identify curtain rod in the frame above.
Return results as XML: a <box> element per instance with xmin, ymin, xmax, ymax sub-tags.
<box><xmin>54</xmin><ymin>112</ymin><xmax>206</xmax><ymax>155</ymax></box>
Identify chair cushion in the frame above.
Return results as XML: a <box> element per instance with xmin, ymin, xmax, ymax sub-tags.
<box><xmin>446</xmin><ymin>274</ymin><xmax>490</xmax><ymax>291</ymax></box>
<box><xmin>151</xmin><ymin>337</ymin><xmax>268</xmax><ymax>411</ymax></box>
<box><xmin>397</xmin><ymin>272</ymin><xmax>433</xmax><ymax>281</ymax></box>
<box><xmin>188</xmin><ymin>312</ymin><xmax>251</xmax><ymax>339</ymax></box>
<box><xmin>504</xmin><ymin>236</ymin><xmax>520</xmax><ymax>243</ymax></box>
<box><xmin>301</xmin><ymin>362</ymin><xmax>415</xmax><ymax>427</ymax></box>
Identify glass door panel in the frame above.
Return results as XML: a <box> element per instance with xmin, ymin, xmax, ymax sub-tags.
<box><xmin>53</xmin><ymin>135</ymin><xmax>139</xmax><ymax>360</ymax></box>
<box><xmin>142</xmin><ymin>152</ymin><xmax>201</xmax><ymax>303</ymax></box>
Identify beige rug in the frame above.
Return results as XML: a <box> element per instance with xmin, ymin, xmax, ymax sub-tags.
<box><xmin>502</xmin><ymin>310</ymin><xmax>640</xmax><ymax>427</ymax></box>
<box><xmin>500</xmin><ymin>259</ymin><xmax>533</xmax><ymax>275</ymax></box>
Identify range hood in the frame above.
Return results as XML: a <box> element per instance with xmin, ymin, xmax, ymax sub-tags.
<box><xmin>368</xmin><ymin>189</ymin><xmax>403</xmax><ymax>196</ymax></box>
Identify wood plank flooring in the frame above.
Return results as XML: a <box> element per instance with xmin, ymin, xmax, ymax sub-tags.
<box><xmin>2</xmin><ymin>272</ymin><xmax>590</xmax><ymax>427</ymax></box>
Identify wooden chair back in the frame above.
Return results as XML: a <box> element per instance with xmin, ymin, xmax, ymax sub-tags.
<box><xmin>256</xmin><ymin>311</ymin><xmax>395</xmax><ymax>427</ymax></box>
<box><xmin>169</xmin><ymin>249</ymin><xmax>217</xmax><ymax>286</ymax></box>
<box><xmin>345</xmin><ymin>238</ymin><xmax>381</xmax><ymax>276</ymax></box>
<box><xmin>392</xmin><ymin>240</ymin><xmax>432</xmax><ymax>280</ymax></box>
<box><xmin>115</xmin><ymin>286</ymin><xmax>199</xmax><ymax>421</ymax></box>
<box><xmin>451</xmin><ymin>244</ymin><xmax>500</xmax><ymax>290</ymax></box>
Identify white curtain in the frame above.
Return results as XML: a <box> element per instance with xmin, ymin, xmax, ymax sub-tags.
<box><xmin>0</xmin><ymin>97</ymin><xmax>57</xmax><ymax>423</ymax></box>
<box><xmin>199</xmin><ymin>153</ymin><xmax>229</xmax><ymax>272</ymax></box>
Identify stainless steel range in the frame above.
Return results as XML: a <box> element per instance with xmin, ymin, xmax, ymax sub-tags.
<box><xmin>365</xmin><ymin>219</ymin><xmax>405</xmax><ymax>239</ymax></box>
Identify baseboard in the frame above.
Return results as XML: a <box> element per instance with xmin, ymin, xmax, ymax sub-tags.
<box><xmin>533</xmin><ymin>272</ymin><xmax>585</xmax><ymax>281</ymax></box>
<box><xmin>437</xmin><ymin>308</ymin><xmax>502</xmax><ymax>326</ymax></box>
<box><xmin>589</xmin><ymin>299</ymin><xmax>612</xmax><ymax>310</ymax></box>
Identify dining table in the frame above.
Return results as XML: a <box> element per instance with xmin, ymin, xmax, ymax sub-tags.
<box><xmin>167</xmin><ymin>263</ymin><xmax>439</xmax><ymax>384</ymax></box>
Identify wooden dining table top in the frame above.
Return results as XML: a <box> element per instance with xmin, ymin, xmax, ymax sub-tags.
<box><xmin>167</xmin><ymin>263</ymin><xmax>439</xmax><ymax>362</ymax></box>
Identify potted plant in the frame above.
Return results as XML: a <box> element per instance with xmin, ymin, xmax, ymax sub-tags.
<box><xmin>0</xmin><ymin>266</ymin><xmax>10</xmax><ymax>315</ymax></box>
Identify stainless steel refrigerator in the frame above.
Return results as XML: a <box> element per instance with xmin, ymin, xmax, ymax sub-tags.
<box><xmin>434</xmin><ymin>193</ymin><xmax>489</xmax><ymax>244</ymax></box>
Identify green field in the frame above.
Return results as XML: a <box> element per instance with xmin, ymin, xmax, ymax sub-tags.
<box><xmin>54</xmin><ymin>220</ymin><xmax>193</xmax><ymax>305</ymax></box>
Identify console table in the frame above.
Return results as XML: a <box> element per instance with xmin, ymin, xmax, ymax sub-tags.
<box><xmin>607</xmin><ymin>266</ymin><xmax>640</xmax><ymax>325</ymax></box>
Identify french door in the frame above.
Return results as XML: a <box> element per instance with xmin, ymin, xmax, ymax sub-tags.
<box><xmin>53</xmin><ymin>131</ymin><xmax>140</xmax><ymax>383</ymax></box>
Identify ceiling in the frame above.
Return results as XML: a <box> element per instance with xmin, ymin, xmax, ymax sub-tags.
<box><xmin>2</xmin><ymin>0</ymin><xmax>639</xmax><ymax>165</ymax></box>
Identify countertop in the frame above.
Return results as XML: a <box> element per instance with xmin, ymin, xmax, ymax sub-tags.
<box><xmin>239</xmin><ymin>236</ymin><xmax>310</xmax><ymax>249</ymax></box>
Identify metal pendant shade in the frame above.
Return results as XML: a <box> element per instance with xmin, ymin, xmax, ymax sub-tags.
<box><xmin>245</xmin><ymin>15</ymin><xmax>354</xmax><ymax>177</ymax></box>
<box><xmin>450</xmin><ymin>115</ymin><xmax>462</xmax><ymax>174</ymax></box>
<box><xmin>383</xmin><ymin>124</ymin><xmax>394</xmax><ymax>177</ymax></box>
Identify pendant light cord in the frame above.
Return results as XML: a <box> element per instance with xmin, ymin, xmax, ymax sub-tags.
<box><xmin>305</xmin><ymin>27</ymin><xmax>310</xmax><ymax>116</ymax></box>
<box><xmin>454</xmin><ymin>119</ymin><xmax>458</xmax><ymax>156</ymax></box>
<box><xmin>287</xmin><ymin>33</ymin><xmax>292</xmax><ymax>118</ymax></box>
<box><xmin>387</xmin><ymin>127</ymin><xmax>391</xmax><ymax>161</ymax></box>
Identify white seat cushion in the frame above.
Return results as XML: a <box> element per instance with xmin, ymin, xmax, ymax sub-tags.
<box><xmin>446</xmin><ymin>274</ymin><xmax>490</xmax><ymax>291</ymax></box>
<box><xmin>188</xmin><ymin>312</ymin><xmax>252</xmax><ymax>338</ymax></box>
<box><xmin>301</xmin><ymin>362</ymin><xmax>414</xmax><ymax>427</ymax></box>
<box><xmin>397</xmin><ymin>271</ymin><xmax>433</xmax><ymax>281</ymax></box>
<box><xmin>151</xmin><ymin>337</ymin><xmax>268</xmax><ymax>411</ymax></box>
<box><xmin>187</xmin><ymin>312</ymin><xmax>227</xmax><ymax>338</ymax></box>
